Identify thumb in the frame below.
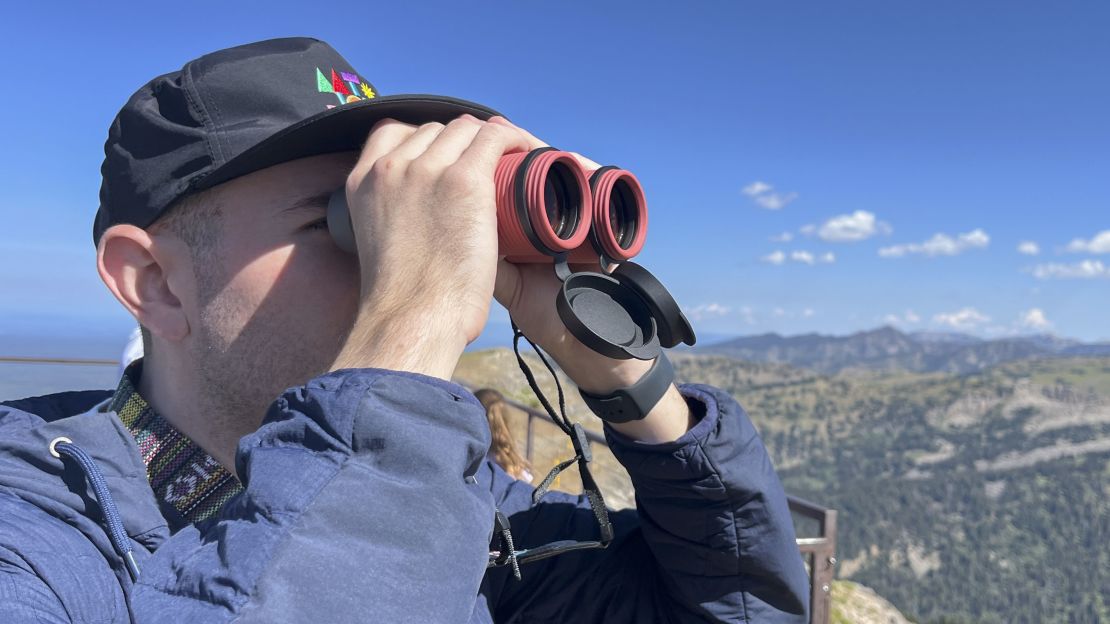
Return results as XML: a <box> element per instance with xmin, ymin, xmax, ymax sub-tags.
<box><xmin>493</xmin><ymin>259</ymin><xmax>523</xmax><ymax>311</ymax></box>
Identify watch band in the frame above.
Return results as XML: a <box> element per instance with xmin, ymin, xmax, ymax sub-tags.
<box><xmin>579</xmin><ymin>353</ymin><xmax>675</xmax><ymax>423</ymax></box>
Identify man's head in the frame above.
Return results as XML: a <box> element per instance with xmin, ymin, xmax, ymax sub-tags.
<box><xmin>92</xmin><ymin>37</ymin><xmax>500</xmax><ymax>465</ymax></box>
<box><xmin>98</xmin><ymin>151</ymin><xmax>361</xmax><ymax>453</ymax></box>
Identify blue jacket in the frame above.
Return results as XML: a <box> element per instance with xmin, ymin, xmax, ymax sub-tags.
<box><xmin>0</xmin><ymin>368</ymin><xmax>808</xmax><ymax>622</ymax></box>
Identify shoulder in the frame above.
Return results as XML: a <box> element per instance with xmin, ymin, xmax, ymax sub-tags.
<box><xmin>1</xmin><ymin>389</ymin><xmax>113</xmax><ymax>426</ymax></box>
<box><xmin>0</xmin><ymin>489</ymin><xmax>116</xmax><ymax>569</ymax></box>
<box><xmin>0</xmin><ymin>490</ymin><xmax>127</xmax><ymax>623</ymax></box>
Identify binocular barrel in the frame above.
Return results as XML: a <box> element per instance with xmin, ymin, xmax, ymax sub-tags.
<box><xmin>497</xmin><ymin>148</ymin><xmax>648</xmax><ymax>264</ymax></box>
<box><xmin>570</xmin><ymin>166</ymin><xmax>647</xmax><ymax>264</ymax></box>
<box><xmin>495</xmin><ymin>148</ymin><xmax>592</xmax><ymax>261</ymax></box>
<box><xmin>328</xmin><ymin>147</ymin><xmax>648</xmax><ymax>265</ymax></box>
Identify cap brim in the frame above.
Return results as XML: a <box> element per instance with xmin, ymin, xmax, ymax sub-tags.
<box><xmin>195</xmin><ymin>94</ymin><xmax>502</xmax><ymax>190</ymax></box>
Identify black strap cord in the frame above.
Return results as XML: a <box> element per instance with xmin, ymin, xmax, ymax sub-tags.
<box><xmin>491</xmin><ymin>509</ymin><xmax>521</xmax><ymax>580</ymax></box>
<box><xmin>487</xmin><ymin>322</ymin><xmax>615</xmax><ymax>575</ymax></box>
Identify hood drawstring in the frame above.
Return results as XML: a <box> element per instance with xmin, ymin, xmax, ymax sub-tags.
<box><xmin>50</xmin><ymin>436</ymin><xmax>141</xmax><ymax>581</ymax></box>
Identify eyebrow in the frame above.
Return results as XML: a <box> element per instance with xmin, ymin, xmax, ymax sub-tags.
<box><xmin>279</xmin><ymin>190</ymin><xmax>334</xmax><ymax>216</ymax></box>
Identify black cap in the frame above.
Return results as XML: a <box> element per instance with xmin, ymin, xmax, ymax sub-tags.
<box><xmin>94</xmin><ymin>37</ymin><xmax>501</xmax><ymax>245</ymax></box>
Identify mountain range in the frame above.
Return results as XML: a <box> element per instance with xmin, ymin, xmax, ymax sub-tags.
<box><xmin>697</xmin><ymin>326</ymin><xmax>1110</xmax><ymax>375</ymax></box>
<box><xmin>456</xmin><ymin>345</ymin><xmax>1110</xmax><ymax>623</ymax></box>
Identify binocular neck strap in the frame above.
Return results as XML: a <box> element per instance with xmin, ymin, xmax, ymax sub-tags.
<box><xmin>486</xmin><ymin>323</ymin><xmax>615</xmax><ymax>576</ymax></box>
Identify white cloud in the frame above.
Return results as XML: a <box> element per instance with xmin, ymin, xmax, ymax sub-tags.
<box><xmin>791</xmin><ymin>250</ymin><xmax>816</xmax><ymax>265</ymax></box>
<box><xmin>742</xmin><ymin>181</ymin><xmax>772</xmax><ymax>197</ymax></box>
<box><xmin>879</xmin><ymin>229</ymin><xmax>990</xmax><ymax>258</ymax></box>
<box><xmin>1017</xmin><ymin>241</ymin><xmax>1040</xmax><ymax>256</ymax></box>
<box><xmin>741</xmin><ymin>181</ymin><xmax>798</xmax><ymax>210</ymax></box>
<box><xmin>933</xmin><ymin>307</ymin><xmax>991</xmax><ymax>330</ymax></box>
<box><xmin>1019</xmin><ymin>308</ymin><xmax>1052</xmax><ymax>331</ymax></box>
<box><xmin>1065</xmin><ymin>230</ymin><xmax>1110</xmax><ymax>254</ymax></box>
<box><xmin>799</xmin><ymin>224</ymin><xmax>817</xmax><ymax>236</ymax></box>
<box><xmin>762</xmin><ymin>250</ymin><xmax>786</xmax><ymax>265</ymax></box>
<box><xmin>1032</xmin><ymin>260</ymin><xmax>1110</xmax><ymax>279</ymax></box>
<box><xmin>814</xmin><ymin>210</ymin><xmax>889</xmax><ymax>242</ymax></box>
<box><xmin>770</xmin><ymin>231</ymin><xmax>794</xmax><ymax>243</ymax></box>
<box><xmin>739</xmin><ymin>306</ymin><xmax>757</xmax><ymax>325</ymax></box>
<box><xmin>763</xmin><ymin>249</ymin><xmax>833</xmax><ymax>266</ymax></box>
<box><xmin>881</xmin><ymin>309</ymin><xmax>921</xmax><ymax>326</ymax></box>
<box><xmin>753</xmin><ymin>192</ymin><xmax>798</xmax><ymax>210</ymax></box>
<box><xmin>683</xmin><ymin>302</ymin><xmax>731</xmax><ymax>321</ymax></box>
<box><xmin>962</xmin><ymin>229</ymin><xmax>990</xmax><ymax>247</ymax></box>
<box><xmin>762</xmin><ymin>307</ymin><xmax>816</xmax><ymax>320</ymax></box>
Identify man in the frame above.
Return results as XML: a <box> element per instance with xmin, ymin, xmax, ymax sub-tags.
<box><xmin>0</xmin><ymin>38</ymin><xmax>808</xmax><ymax>622</ymax></box>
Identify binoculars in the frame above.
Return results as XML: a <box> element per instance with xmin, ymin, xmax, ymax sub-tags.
<box><xmin>326</xmin><ymin>146</ymin><xmax>694</xmax><ymax>361</ymax></box>
<box><xmin>327</xmin><ymin>147</ymin><xmax>647</xmax><ymax>267</ymax></box>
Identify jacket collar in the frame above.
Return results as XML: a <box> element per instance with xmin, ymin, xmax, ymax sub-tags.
<box><xmin>109</xmin><ymin>361</ymin><xmax>242</xmax><ymax>529</ymax></box>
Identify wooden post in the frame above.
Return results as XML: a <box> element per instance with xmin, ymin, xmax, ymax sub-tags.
<box><xmin>810</xmin><ymin>509</ymin><xmax>837</xmax><ymax>624</ymax></box>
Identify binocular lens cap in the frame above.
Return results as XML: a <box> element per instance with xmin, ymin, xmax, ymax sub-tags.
<box><xmin>611</xmin><ymin>262</ymin><xmax>696</xmax><ymax>349</ymax></box>
<box><xmin>556</xmin><ymin>272</ymin><xmax>661</xmax><ymax>360</ymax></box>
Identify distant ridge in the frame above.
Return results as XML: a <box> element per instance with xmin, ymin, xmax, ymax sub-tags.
<box><xmin>698</xmin><ymin>326</ymin><xmax>1110</xmax><ymax>374</ymax></box>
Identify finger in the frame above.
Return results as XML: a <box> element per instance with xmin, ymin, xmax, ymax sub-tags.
<box><xmin>454</xmin><ymin>121</ymin><xmax>534</xmax><ymax>175</ymax></box>
<box><xmin>567</xmin><ymin>151</ymin><xmax>603</xmax><ymax>171</ymax></box>
<box><xmin>493</xmin><ymin>258</ymin><xmax>522</xmax><ymax>310</ymax></box>
<box><xmin>413</xmin><ymin>115</ymin><xmax>486</xmax><ymax>169</ymax></box>
<box><xmin>348</xmin><ymin>118</ymin><xmax>419</xmax><ymax>182</ymax></box>
<box><xmin>487</xmin><ymin>116</ymin><xmax>549</xmax><ymax>150</ymax></box>
<box><xmin>388</xmin><ymin>121</ymin><xmax>447</xmax><ymax>162</ymax></box>
<box><xmin>488</xmin><ymin>117</ymin><xmax>602</xmax><ymax>171</ymax></box>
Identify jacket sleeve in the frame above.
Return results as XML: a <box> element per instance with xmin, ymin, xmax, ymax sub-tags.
<box><xmin>130</xmin><ymin>369</ymin><xmax>496</xmax><ymax>624</ymax></box>
<box><xmin>481</xmin><ymin>383</ymin><xmax>809</xmax><ymax>623</ymax></box>
<box><xmin>0</xmin><ymin>489</ymin><xmax>131</xmax><ymax>624</ymax></box>
<box><xmin>0</xmin><ymin>550</ymin><xmax>69</xmax><ymax>624</ymax></box>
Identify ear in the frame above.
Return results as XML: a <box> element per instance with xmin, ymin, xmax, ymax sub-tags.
<box><xmin>97</xmin><ymin>224</ymin><xmax>191</xmax><ymax>343</ymax></box>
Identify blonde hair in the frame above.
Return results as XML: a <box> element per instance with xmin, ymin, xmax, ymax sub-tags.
<box><xmin>474</xmin><ymin>389</ymin><xmax>533</xmax><ymax>482</ymax></box>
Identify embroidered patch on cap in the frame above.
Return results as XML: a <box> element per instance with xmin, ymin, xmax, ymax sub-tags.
<box><xmin>316</xmin><ymin>66</ymin><xmax>376</xmax><ymax>108</ymax></box>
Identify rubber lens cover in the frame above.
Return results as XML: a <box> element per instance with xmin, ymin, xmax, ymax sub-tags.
<box><xmin>556</xmin><ymin>271</ymin><xmax>661</xmax><ymax>360</ymax></box>
<box><xmin>611</xmin><ymin>262</ymin><xmax>696</xmax><ymax>348</ymax></box>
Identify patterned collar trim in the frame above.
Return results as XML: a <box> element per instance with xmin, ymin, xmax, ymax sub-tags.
<box><xmin>108</xmin><ymin>360</ymin><xmax>242</xmax><ymax>527</ymax></box>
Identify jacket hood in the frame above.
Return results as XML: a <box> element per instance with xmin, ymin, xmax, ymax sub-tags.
<box><xmin>0</xmin><ymin>390</ymin><xmax>171</xmax><ymax>562</ymax></box>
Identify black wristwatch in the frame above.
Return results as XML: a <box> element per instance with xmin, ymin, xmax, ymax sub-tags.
<box><xmin>579</xmin><ymin>353</ymin><xmax>675</xmax><ymax>423</ymax></box>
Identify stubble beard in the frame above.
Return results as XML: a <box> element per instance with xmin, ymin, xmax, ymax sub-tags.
<box><xmin>191</xmin><ymin>276</ymin><xmax>344</xmax><ymax>453</ymax></box>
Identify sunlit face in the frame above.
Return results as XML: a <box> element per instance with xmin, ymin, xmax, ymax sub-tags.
<box><xmin>184</xmin><ymin>151</ymin><xmax>361</xmax><ymax>429</ymax></box>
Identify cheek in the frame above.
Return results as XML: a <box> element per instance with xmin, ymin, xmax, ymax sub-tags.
<box><xmin>201</xmin><ymin>240</ymin><xmax>360</xmax><ymax>355</ymax></box>
<box><xmin>254</xmin><ymin>243</ymin><xmax>360</xmax><ymax>337</ymax></box>
<box><xmin>294</xmin><ymin>248</ymin><xmax>361</xmax><ymax>331</ymax></box>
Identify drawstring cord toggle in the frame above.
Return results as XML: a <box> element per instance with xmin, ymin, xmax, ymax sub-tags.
<box><xmin>49</xmin><ymin>436</ymin><xmax>141</xmax><ymax>581</ymax></box>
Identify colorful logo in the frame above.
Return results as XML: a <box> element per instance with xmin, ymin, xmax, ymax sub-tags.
<box><xmin>316</xmin><ymin>67</ymin><xmax>376</xmax><ymax>109</ymax></box>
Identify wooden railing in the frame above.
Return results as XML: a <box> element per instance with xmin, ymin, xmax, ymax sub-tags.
<box><xmin>789</xmin><ymin>495</ymin><xmax>838</xmax><ymax>624</ymax></box>
<box><xmin>501</xmin><ymin>393</ymin><xmax>838</xmax><ymax>624</ymax></box>
<box><xmin>0</xmin><ymin>356</ymin><xmax>116</xmax><ymax>366</ymax></box>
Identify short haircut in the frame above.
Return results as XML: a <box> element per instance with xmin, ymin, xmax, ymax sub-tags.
<box><xmin>139</xmin><ymin>188</ymin><xmax>225</xmax><ymax>355</ymax></box>
<box><xmin>147</xmin><ymin>188</ymin><xmax>225</xmax><ymax>258</ymax></box>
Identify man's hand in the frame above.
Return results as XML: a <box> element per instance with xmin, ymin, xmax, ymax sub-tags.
<box><xmin>487</xmin><ymin>118</ymin><xmax>696</xmax><ymax>443</ymax></box>
<box><xmin>332</xmin><ymin>115</ymin><xmax>533</xmax><ymax>379</ymax></box>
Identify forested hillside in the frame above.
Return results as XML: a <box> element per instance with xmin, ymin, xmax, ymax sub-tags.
<box><xmin>675</xmin><ymin>353</ymin><xmax>1110</xmax><ymax>623</ymax></box>
<box><xmin>456</xmin><ymin>349</ymin><xmax>1110</xmax><ymax>623</ymax></box>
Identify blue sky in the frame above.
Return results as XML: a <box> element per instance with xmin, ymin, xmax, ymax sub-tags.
<box><xmin>1</xmin><ymin>1</ymin><xmax>1108</xmax><ymax>351</ymax></box>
